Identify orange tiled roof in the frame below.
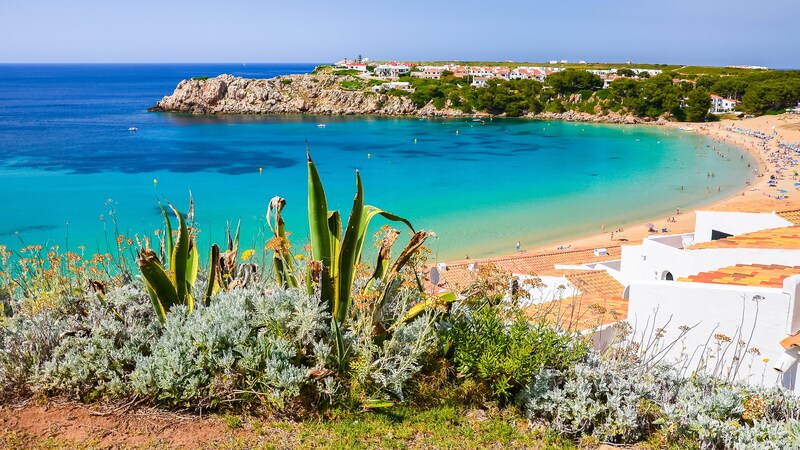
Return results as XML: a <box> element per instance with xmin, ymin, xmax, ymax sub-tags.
<box><xmin>781</xmin><ymin>334</ymin><xmax>800</xmax><ymax>350</ymax></box>
<box><xmin>688</xmin><ymin>226</ymin><xmax>800</xmax><ymax>250</ymax></box>
<box><xmin>525</xmin><ymin>270</ymin><xmax>626</xmax><ymax>331</ymax></box>
<box><xmin>678</xmin><ymin>264</ymin><xmax>800</xmax><ymax>288</ymax></box>
<box><xmin>430</xmin><ymin>247</ymin><xmax>622</xmax><ymax>293</ymax></box>
<box><xmin>565</xmin><ymin>270</ymin><xmax>625</xmax><ymax>299</ymax></box>
<box><xmin>777</xmin><ymin>209</ymin><xmax>800</xmax><ymax>225</ymax></box>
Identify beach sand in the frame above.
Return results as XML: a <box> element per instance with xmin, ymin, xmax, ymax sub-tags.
<box><xmin>461</xmin><ymin>114</ymin><xmax>800</xmax><ymax>263</ymax></box>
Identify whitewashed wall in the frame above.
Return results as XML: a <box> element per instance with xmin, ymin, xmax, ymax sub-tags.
<box><xmin>694</xmin><ymin>211</ymin><xmax>792</xmax><ymax>243</ymax></box>
<box><xmin>627</xmin><ymin>281</ymin><xmax>799</xmax><ymax>392</ymax></box>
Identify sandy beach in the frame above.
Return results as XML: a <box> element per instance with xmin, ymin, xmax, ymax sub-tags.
<box><xmin>466</xmin><ymin>113</ymin><xmax>800</xmax><ymax>262</ymax></box>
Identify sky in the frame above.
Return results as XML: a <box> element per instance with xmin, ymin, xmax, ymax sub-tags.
<box><xmin>2</xmin><ymin>0</ymin><xmax>798</xmax><ymax>68</ymax></box>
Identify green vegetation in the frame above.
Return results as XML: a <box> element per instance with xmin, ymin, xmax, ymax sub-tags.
<box><xmin>191</xmin><ymin>76</ymin><xmax>209</xmax><ymax>81</ymax></box>
<box><xmin>377</xmin><ymin>65</ymin><xmax>800</xmax><ymax>121</ymax></box>
<box><xmin>333</xmin><ymin>69</ymin><xmax>362</xmax><ymax>76</ymax></box>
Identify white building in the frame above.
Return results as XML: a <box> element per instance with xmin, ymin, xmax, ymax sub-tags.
<box><xmin>471</xmin><ymin>76</ymin><xmax>492</xmax><ymax>88</ymax></box>
<box><xmin>373</xmin><ymin>63</ymin><xmax>411</xmax><ymax>78</ymax></box>
<box><xmin>371</xmin><ymin>81</ymin><xmax>413</xmax><ymax>93</ymax></box>
<box><xmin>433</xmin><ymin>209</ymin><xmax>800</xmax><ymax>393</ymax></box>
<box><xmin>614</xmin><ymin>210</ymin><xmax>800</xmax><ymax>392</ymax></box>
<box><xmin>710</xmin><ymin>94</ymin><xmax>739</xmax><ymax>113</ymax></box>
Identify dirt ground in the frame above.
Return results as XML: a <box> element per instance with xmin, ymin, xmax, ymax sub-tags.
<box><xmin>0</xmin><ymin>401</ymin><xmax>239</xmax><ymax>449</ymax></box>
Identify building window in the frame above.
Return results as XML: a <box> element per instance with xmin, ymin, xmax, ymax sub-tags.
<box><xmin>662</xmin><ymin>271</ymin><xmax>674</xmax><ymax>281</ymax></box>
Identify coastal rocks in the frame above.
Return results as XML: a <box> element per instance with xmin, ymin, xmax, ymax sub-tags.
<box><xmin>530</xmin><ymin>111</ymin><xmax>647</xmax><ymax>124</ymax></box>
<box><xmin>149</xmin><ymin>74</ymin><xmax>420</xmax><ymax>116</ymax></box>
<box><xmin>149</xmin><ymin>74</ymin><xmax>665</xmax><ymax>126</ymax></box>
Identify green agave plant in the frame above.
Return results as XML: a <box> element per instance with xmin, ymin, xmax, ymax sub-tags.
<box><xmin>138</xmin><ymin>201</ymin><xmax>250</xmax><ymax>325</ymax></box>
<box><xmin>137</xmin><ymin>202</ymin><xmax>200</xmax><ymax>324</ymax></box>
<box><xmin>269</xmin><ymin>149</ymin><xmax>431</xmax><ymax>326</ymax></box>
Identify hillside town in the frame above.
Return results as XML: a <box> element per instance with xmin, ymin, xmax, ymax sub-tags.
<box><xmin>334</xmin><ymin>58</ymin><xmax>752</xmax><ymax>114</ymax></box>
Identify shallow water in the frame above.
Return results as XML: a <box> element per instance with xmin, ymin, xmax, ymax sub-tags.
<box><xmin>0</xmin><ymin>64</ymin><xmax>755</xmax><ymax>261</ymax></box>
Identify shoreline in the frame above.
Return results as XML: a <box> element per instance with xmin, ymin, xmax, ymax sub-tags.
<box><xmin>454</xmin><ymin>114</ymin><xmax>800</xmax><ymax>263</ymax></box>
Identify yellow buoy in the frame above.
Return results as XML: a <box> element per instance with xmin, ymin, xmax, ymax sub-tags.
<box><xmin>259</xmin><ymin>167</ymin><xmax>263</xmax><ymax>173</ymax></box>
<box><xmin>153</xmin><ymin>178</ymin><xmax>158</xmax><ymax>184</ymax></box>
<box><xmin>414</xmin><ymin>138</ymin><xmax>417</xmax><ymax>144</ymax></box>
<box><xmin>368</xmin><ymin>153</ymin><xmax>371</xmax><ymax>159</ymax></box>
<box><xmin>456</xmin><ymin>130</ymin><xmax>459</xmax><ymax>135</ymax></box>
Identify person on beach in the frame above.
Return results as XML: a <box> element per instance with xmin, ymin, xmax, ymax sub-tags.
<box><xmin>516</xmin><ymin>241</ymin><xmax>520</xmax><ymax>252</ymax></box>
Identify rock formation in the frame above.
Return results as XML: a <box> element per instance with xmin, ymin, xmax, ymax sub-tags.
<box><xmin>150</xmin><ymin>74</ymin><xmax>659</xmax><ymax>125</ymax></box>
<box><xmin>149</xmin><ymin>74</ymin><xmax>420</xmax><ymax>116</ymax></box>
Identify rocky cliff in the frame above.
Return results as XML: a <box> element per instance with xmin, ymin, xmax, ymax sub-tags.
<box><xmin>149</xmin><ymin>74</ymin><xmax>426</xmax><ymax>116</ymax></box>
<box><xmin>149</xmin><ymin>74</ymin><xmax>656</xmax><ymax>124</ymax></box>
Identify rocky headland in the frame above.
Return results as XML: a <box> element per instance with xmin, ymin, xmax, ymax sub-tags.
<box><xmin>149</xmin><ymin>74</ymin><xmax>655</xmax><ymax>124</ymax></box>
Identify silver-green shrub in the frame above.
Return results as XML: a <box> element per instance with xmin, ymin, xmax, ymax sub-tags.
<box><xmin>349</xmin><ymin>311</ymin><xmax>438</xmax><ymax>401</ymax></box>
<box><xmin>519</xmin><ymin>351</ymin><xmax>800</xmax><ymax>448</ymax></box>
<box><xmin>37</xmin><ymin>283</ymin><xmax>160</xmax><ymax>400</ymax></box>
<box><xmin>0</xmin><ymin>308</ymin><xmax>68</xmax><ymax>399</ymax></box>
<box><xmin>131</xmin><ymin>287</ymin><xmax>331</xmax><ymax>409</ymax></box>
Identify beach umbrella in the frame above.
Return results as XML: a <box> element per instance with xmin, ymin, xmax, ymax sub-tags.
<box><xmin>645</xmin><ymin>222</ymin><xmax>655</xmax><ymax>228</ymax></box>
<box><xmin>781</xmin><ymin>189</ymin><xmax>788</xmax><ymax>193</ymax></box>
<box><xmin>794</xmin><ymin>182</ymin><xmax>800</xmax><ymax>186</ymax></box>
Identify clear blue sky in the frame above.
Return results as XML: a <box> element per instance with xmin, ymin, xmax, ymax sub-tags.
<box><xmin>2</xmin><ymin>0</ymin><xmax>798</xmax><ymax>67</ymax></box>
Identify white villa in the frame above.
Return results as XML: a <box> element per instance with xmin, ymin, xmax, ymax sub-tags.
<box><xmin>373</xmin><ymin>63</ymin><xmax>411</xmax><ymax>79</ymax></box>
<box><xmin>710</xmin><ymin>94</ymin><xmax>740</xmax><ymax>113</ymax></box>
<box><xmin>372</xmin><ymin>81</ymin><xmax>413</xmax><ymax>93</ymax></box>
<box><xmin>431</xmin><ymin>209</ymin><xmax>800</xmax><ymax>393</ymax></box>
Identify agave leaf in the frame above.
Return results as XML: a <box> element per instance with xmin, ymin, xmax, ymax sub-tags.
<box><xmin>328</xmin><ymin>210</ymin><xmax>341</xmax><ymax>281</ymax></box>
<box><xmin>307</xmin><ymin>149</ymin><xmax>334</xmax><ymax>304</ymax></box>
<box><xmin>231</xmin><ymin>220</ymin><xmax>241</xmax><ymax>253</ymax></box>
<box><xmin>353</xmin><ymin>206</ymin><xmax>415</xmax><ymax>272</ymax></box>
<box><xmin>204</xmin><ymin>243</ymin><xmax>220</xmax><ymax>306</ymax></box>
<box><xmin>365</xmin><ymin>228</ymin><xmax>400</xmax><ymax>292</ymax></box>
<box><xmin>400</xmin><ymin>291</ymin><xmax>457</xmax><ymax>325</ymax></box>
<box><xmin>158</xmin><ymin>201</ymin><xmax>174</xmax><ymax>266</ymax></box>
<box><xmin>186</xmin><ymin>243</ymin><xmax>200</xmax><ymax>289</ymax></box>
<box><xmin>336</xmin><ymin>171</ymin><xmax>365</xmax><ymax>323</ymax></box>
<box><xmin>332</xmin><ymin>318</ymin><xmax>349</xmax><ymax>373</ymax></box>
<box><xmin>387</xmin><ymin>231</ymin><xmax>428</xmax><ymax>277</ymax></box>
<box><xmin>138</xmin><ymin>248</ymin><xmax>179</xmax><ymax>324</ymax></box>
<box><xmin>268</xmin><ymin>196</ymin><xmax>299</xmax><ymax>289</ymax></box>
<box><xmin>168</xmin><ymin>203</ymin><xmax>191</xmax><ymax>308</ymax></box>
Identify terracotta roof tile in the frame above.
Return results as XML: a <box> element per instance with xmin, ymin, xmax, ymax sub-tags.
<box><xmin>564</xmin><ymin>270</ymin><xmax>624</xmax><ymax>299</ymax></box>
<box><xmin>777</xmin><ymin>209</ymin><xmax>800</xmax><ymax>225</ymax></box>
<box><xmin>525</xmin><ymin>294</ymin><xmax>628</xmax><ymax>331</ymax></box>
<box><xmin>678</xmin><ymin>264</ymin><xmax>800</xmax><ymax>288</ymax></box>
<box><xmin>781</xmin><ymin>334</ymin><xmax>800</xmax><ymax>350</ymax></box>
<box><xmin>524</xmin><ymin>271</ymin><xmax>626</xmax><ymax>331</ymax></box>
<box><xmin>430</xmin><ymin>247</ymin><xmax>622</xmax><ymax>293</ymax></box>
<box><xmin>688</xmin><ymin>226</ymin><xmax>800</xmax><ymax>250</ymax></box>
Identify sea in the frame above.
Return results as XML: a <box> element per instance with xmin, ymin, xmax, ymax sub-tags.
<box><xmin>0</xmin><ymin>63</ymin><xmax>756</xmax><ymax>262</ymax></box>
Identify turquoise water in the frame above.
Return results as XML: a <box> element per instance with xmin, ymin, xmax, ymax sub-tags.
<box><xmin>0</xmin><ymin>65</ymin><xmax>755</xmax><ymax>261</ymax></box>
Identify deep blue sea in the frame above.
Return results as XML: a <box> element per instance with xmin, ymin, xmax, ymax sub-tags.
<box><xmin>0</xmin><ymin>64</ymin><xmax>755</xmax><ymax>261</ymax></box>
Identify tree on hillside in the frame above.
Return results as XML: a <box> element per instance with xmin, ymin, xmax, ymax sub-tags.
<box><xmin>545</xmin><ymin>69</ymin><xmax>603</xmax><ymax>95</ymax></box>
<box><xmin>617</xmin><ymin>68</ymin><xmax>636</xmax><ymax>77</ymax></box>
<box><xmin>686</xmin><ymin>88</ymin><xmax>711</xmax><ymax>122</ymax></box>
<box><xmin>711</xmin><ymin>78</ymin><xmax>750</xmax><ymax>100</ymax></box>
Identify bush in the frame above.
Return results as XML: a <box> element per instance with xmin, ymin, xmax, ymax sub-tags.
<box><xmin>519</xmin><ymin>352</ymin><xmax>800</xmax><ymax>448</ymax></box>
<box><xmin>37</xmin><ymin>284</ymin><xmax>160</xmax><ymax>400</ymax></box>
<box><xmin>446</xmin><ymin>303</ymin><xmax>588</xmax><ymax>402</ymax></box>
<box><xmin>0</xmin><ymin>309</ymin><xmax>68</xmax><ymax>399</ymax></box>
<box><xmin>131</xmin><ymin>287</ymin><xmax>330</xmax><ymax>409</ymax></box>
